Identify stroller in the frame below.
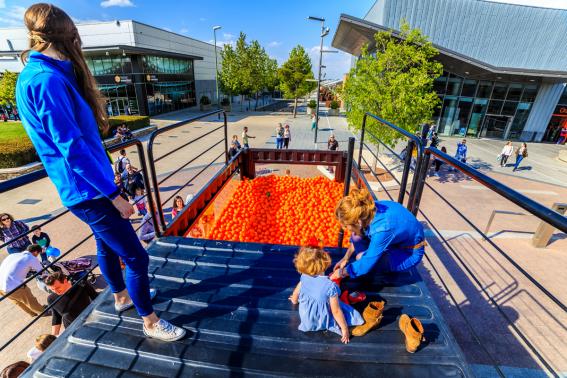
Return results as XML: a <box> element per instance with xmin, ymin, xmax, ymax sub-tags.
<box><xmin>35</xmin><ymin>257</ymin><xmax>98</xmax><ymax>294</ymax></box>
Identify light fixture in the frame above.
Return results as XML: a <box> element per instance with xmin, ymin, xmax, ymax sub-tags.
<box><xmin>529</xmin><ymin>79</ymin><xmax>535</xmax><ymax>82</ymax></box>
<box><xmin>464</xmin><ymin>71</ymin><xmax>469</xmax><ymax>75</ymax></box>
<box><xmin>497</xmin><ymin>76</ymin><xmax>502</xmax><ymax>79</ymax></box>
<box><xmin>105</xmin><ymin>51</ymin><xmax>109</xmax><ymax>56</ymax></box>
<box><xmin>213</xmin><ymin>25</ymin><xmax>221</xmax><ymax>31</ymax></box>
<box><xmin>122</xmin><ymin>50</ymin><xmax>126</xmax><ymax>57</ymax></box>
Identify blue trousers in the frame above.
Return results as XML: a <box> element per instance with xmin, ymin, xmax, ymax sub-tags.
<box><xmin>350</xmin><ymin>233</ymin><xmax>424</xmax><ymax>273</ymax></box>
<box><xmin>68</xmin><ymin>198</ymin><xmax>153</xmax><ymax>316</ymax></box>
<box><xmin>276</xmin><ymin>137</ymin><xmax>283</xmax><ymax>149</ymax></box>
<box><xmin>513</xmin><ymin>155</ymin><xmax>523</xmax><ymax>171</ymax></box>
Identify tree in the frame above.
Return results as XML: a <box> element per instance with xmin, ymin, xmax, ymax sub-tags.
<box><xmin>218</xmin><ymin>44</ymin><xmax>239</xmax><ymax>102</ymax></box>
<box><xmin>342</xmin><ymin>21</ymin><xmax>443</xmax><ymax>147</ymax></box>
<box><xmin>0</xmin><ymin>70</ymin><xmax>18</xmax><ymax>107</ymax></box>
<box><xmin>278</xmin><ymin>45</ymin><xmax>316</xmax><ymax>118</ymax></box>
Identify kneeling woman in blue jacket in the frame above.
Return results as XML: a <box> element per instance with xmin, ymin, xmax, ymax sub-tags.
<box><xmin>330</xmin><ymin>189</ymin><xmax>425</xmax><ymax>281</ymax></box>
<box><xmin>16</xmin><ymin>4</ymin><xmax>184</xmax><ymax>342</ymax></box>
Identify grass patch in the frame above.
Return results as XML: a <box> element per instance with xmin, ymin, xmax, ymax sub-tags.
<box><xmin>0</xmin><ymin>122</ymin><xmax>29</xmax><ymax>143</ymax></box>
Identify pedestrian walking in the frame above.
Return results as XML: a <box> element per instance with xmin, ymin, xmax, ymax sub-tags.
<box><xmin>0</xmin><ymin>213</ymin><xmax>32</xmax><ymax>254</ymax></box>
<box><xmin>114</xmin><ymin>149</ymin><xmax>130</xmax><ymax>174</ymax></box>
<box><xmin>327</xmin><ymin>134</ymin><xmax>339</xmax><ymax>173</ymax></box>
<box><xmin>311</xmin><ymin>114</ymin><xmax>317</xmax><ymax>131</ymax></box>
<box><xmin>231</xmin><ymin>135</ymin><xmax>242</xmax><ymax>150</ymax></box>
<box><xmin>426</xmin><ymin>124</ymin><xmax>436</xmax><ymax>143</ymax></box>
<box><xmin>242</xmin><ymin>126</ymin><xmax>255</xmax><ymax>148</ymax></box>
<box><xmin>429</xmin><ymin>132</ymin><xmax>440</xmax><ymax>148</ymax></box>
<box><xmin>498</xmin><ymin>141</ymin><xmax>514</xmax><ymax>167</ymax></box>
<box><xmin>0</xmin><ymin>244</ymin><xmax>46</xmax><ymax>317</ymax></box>
<box><xmin>16</xmin><ymin>3</ymin><xmax>184</xmax><ymax>341</ymax></box>
<box><xmin>275</xmin><ymin>123</ymin><xmax>285</xmax><ymax>149</ymax></box>
<box><xmin>513</xmin><ymin>143</ymin><xmax>528</xmax><ymax>172</ymax></box>
<box><xmin>455</xmin><ymin>139</ymin><xmax>468</xmax><ymax>164</ymax></box>
<box><xmin>123</xmin><ymin>164</ymin><xmax>144</xmax><ymax>198</ymax></box>
<box><xmin>283</xmin><ymin>124</ymin><xmax>291</xmax><ymax>149</ymax></box>
<box><xmin>12</xmin><ymin>108</ymin><xmax>20</xmax><ymax>121</ymax></box>
<box><xmin>420</xmin><ymin>123</ymin><xmax>430</xmax><ymax>146</ymax></box>
<box><xmin>431</xmin><ymin>146</ymin><xmax>447</xmax><ymax>176</ymax></box>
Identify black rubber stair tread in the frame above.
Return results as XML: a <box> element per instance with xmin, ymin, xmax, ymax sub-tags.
<box><xmin>25</xmin><ymin>236</ymin><xmax>472</xmax><ymax>377</ymax></box>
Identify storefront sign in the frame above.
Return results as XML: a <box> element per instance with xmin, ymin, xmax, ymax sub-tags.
<box><xmin>553</xmin><ymin>105</ymin><xmax>567</xmax><ymax>117</ymax></box>
<box><xmin>114</xmin><ymin>75</ymin><xmax>132</xmax><ymax>84</ymax></box>
<box><xmin>146</xmin><ymin>74</ymin><xmax>158</xmax><ymax>82</ymax></box>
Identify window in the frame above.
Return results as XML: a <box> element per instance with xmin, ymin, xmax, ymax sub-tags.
<box><xmin>433</xmin><ymin>73</ymin><xmax>448</xmax><ymax>95</ymax></box>
<box><xmin>446</xmin><ymin>74</ymin><xmax>462</xmax><ymax>96</ymax></box>
<box><xmin>501</xmin><ymin>101</ymin><xmax>518</xmax><ymax>116</ymax></box>
<box><xmin>506</xmin><ymin>84</ymin><xmax>523</xmax><ymax>101</ymax></box>
<box><xmin>477</xmin><ymin>81</ymin><xmax>493</xmax><ymax>98</ymax></box>
<box><xmin>487</xmin><ymin>99</ymin><xmax>504</xmax><ymax>114</ymax></box>
<box><xmin>461</xmin><ymin>79</ymin><xmax>477</xmax><ymax>97</ymax></box>
<box><xmin>491</xmin><ymin>83</ymin><xmax>508</xmax><ymax>100</ymax></box>
<box><xmin>521</xmin><ymin>85</ymin><xmax>538</xmax><ymax>102</ymax></box>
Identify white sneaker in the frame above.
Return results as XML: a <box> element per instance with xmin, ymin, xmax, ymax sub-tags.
<box><xmin>143</xmin><ymin>319</ymin><xmax>186</xmax><ymax>342</ymax></box>
<box><xmin>115</xmin><ymin>288</ymin><xmax>157</xmax><ymax>312</ymax></box>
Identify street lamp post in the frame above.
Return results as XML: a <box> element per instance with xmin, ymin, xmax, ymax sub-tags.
<box><xmin>308</xmin><ymin>16</ymin><xmax>333</xmax><ymax>145</ymax></box>
<box><xmin>213</xmin><ymin>26</ymin><xmax>221</xmax><ymax>110</ymax></box>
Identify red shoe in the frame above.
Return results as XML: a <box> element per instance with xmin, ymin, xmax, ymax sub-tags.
<box><xmin>340</xmin><ymin>290</ymin><xmax>367</xmax><ymax>305</ymax></box>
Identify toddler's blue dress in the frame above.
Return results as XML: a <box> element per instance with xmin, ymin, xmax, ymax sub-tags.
<box><xmin>298</xmin><ymin>274</ymin><xmax>364</xmax><ymax>335</ymax></box>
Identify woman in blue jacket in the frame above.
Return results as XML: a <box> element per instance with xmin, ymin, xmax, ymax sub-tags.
<box><xmin>330</xmin><ymin>189</ymin><xmax>425</xmax><ymax>281</ymax></box>
<box><xmin>16</xmin><ymin>4</ymin><xmax>184</xmax><ymax>342</ymax></box>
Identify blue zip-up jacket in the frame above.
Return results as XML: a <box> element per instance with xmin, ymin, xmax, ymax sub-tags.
<box><xmin>16</xmin><ymin>51</ymin><xmax>119</xmax><ymax>207</ymax></box>
<box><xmin>346</xmin><ymin>201</ymin><xmax>425</xmax><ymax>278</ymax></box>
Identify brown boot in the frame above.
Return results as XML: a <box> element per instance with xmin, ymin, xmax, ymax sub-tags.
<box><xmin>351</xmin><ymin>301</ymin><xmax>385</xmax><ymax>337</ymax></box>
<box><xmin>399</xmin><ymin>314</ymin><xmax>424</xmax><ymax>353</ymax></box>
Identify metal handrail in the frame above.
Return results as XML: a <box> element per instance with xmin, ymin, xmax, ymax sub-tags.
<box><xmin>146</xmin><ymin>110</ymin><xmax>228</xmax><ymax>236</ymax></box>
<box><xmin>0</xmin><ymin>139</ymin><xmax>157</xmax><ymax>303</ymax></box>
<box><xmin>358</xmin><ymin>112</ymin><xmax>425</xmax><ymax>213</ymax></box>
<box><xmin>417</xmin><ymin>147</ymin><xmax>567</xmax><ymax>234</ymax></box>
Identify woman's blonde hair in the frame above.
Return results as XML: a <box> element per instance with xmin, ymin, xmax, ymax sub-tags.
<box><xmin>293</xmin><ymin>246</ymin><xmax>331</xmax><ymax>276</ymax></box>
<box><xmin>335</xmin><ymin>188</ymin><xmax>376</xmax><ymax>227</ymax></box>
<box><xmin>22</xmin><ymin>4</ymin><xmax>109</xmax><ymax>134</ymax></box>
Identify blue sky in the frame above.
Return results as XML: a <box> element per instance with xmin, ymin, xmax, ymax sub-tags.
<box><xmin>0</xmin><ymin>0</ymin><xmax>375</xmax><ymax>79</ymax></box>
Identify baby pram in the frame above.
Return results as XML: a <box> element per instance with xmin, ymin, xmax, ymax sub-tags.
<box><xmin>35</xmin><ymin>257</ymin><xmax>98</xmax><ymax>294</ymax></box>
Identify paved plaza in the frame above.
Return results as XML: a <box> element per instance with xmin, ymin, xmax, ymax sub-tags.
<box><xmin>0</xmin><ymin>105</ymin><xmax>566</xmax><ymax>376</ymax></box>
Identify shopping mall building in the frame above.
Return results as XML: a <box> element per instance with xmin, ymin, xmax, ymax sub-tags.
<box><xmin>332</xmin><ymin>0</ymin><xmax>567</xmax><ymax>143</ymax></box>
<box><xmin>0</xmin><ymin>20</ymin><xmax>220</xmax><ymax>116</ymax></box>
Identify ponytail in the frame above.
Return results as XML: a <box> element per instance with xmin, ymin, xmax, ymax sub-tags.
<box><xmin>335</xmin><ymin>188</ymin><xmax>376</xmax><ymax>227</ymax></box>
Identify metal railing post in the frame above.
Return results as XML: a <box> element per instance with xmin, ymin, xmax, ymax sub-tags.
<box><xmin>223</xmin><ymin>111</ymin><xmax>229</xmax><ymax>164</ymax></box>
<box><xmin>357</xmin><ymin>114</ymin><xmax>367</xmax><ymax>169</ymax></box>
<box><xmin>407</xmin><ymin>139</ymin><xmax>424</xmax><ymax>213</ymax></box>
<box><xmin>136</xmin><ymin>141</ymin><xmax>161</xmax><ymax>238</ymax></box>
<box><xmin>398</xmin><ymin>139</ymin><xmax>414</xmax><ymax>205</ymax></box>
<box><xmin>411</xmin><ymin>149</ymin><xmax>431</xmax><ymax>215</ymax></box>
<box><xmin>337</xmin><ymin>137</ymin><xmax>355</xmax><ymax>250</ymax></box>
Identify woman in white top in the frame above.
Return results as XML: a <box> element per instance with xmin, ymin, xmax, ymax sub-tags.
<box><xmin>499</xmin><ymin>141</ymin><xmax>514</xmax><ymax>167</ymax></box>
<box><xmin>283</xmin><ymin>124</ymin><xmax>291</xmax><ymax>149</ymax></box>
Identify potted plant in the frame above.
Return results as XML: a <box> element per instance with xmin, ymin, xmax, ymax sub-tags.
<box><xmin>328</xmin><ymin>100</ymin><xmax>340</xmax><ymax>116</ymax></box>
<box><xmin>307</xmin><ymin>99</ymin><xmax>316</xmax><ymax>115</ymax></box>
<box><xmin>200</xmin><ymin>95</ymin><xmax>211</xmax><ymax>111</ymax></box>
<box><xmin>220</xmin><ymin>97</ymin><xmax>231</xmax><ymax>112</ymax></box>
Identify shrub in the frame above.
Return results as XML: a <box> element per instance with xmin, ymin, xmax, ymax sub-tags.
<box><xmin>200</xmin><ymin>96</ymin><xmax>211</xmax><ymax>105</ymax></box>
<box><xmin>307</xmin><ymin>99</ymin><xmax>316</xmax><ymax>109</ymax></box>
<box><xmin>330</xmin><ymin>100</ymin><xmax>340</xmax><ymax>110</ymax></box>
<box><xmin>107</xmin><ymin>115</ymin><xmax>150</xmax><ymax>137</ymax></box>
<box><xmin>0</xmin><ymin>138</ymin><xmax>37</xmax><ymax>169</ymax></box>
<box><xmin>220</xmin><ymin>97</ymin><xmax>230</xmax><ymax>106</ymax></box>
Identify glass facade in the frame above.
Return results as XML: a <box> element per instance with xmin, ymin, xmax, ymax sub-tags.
<box><xmin>433</xmin><ymin>71</ymin><xmax>538</xmax><ymax>140</ymax></box>
<box><xmin>85</xmin><ymin>53</ymin><xmax>197</xmax><ymax>116</ymax></box>
<box><xmin>543</xmin><ymin>86</ymin><xmax>567</xmax><ymax>143</ymax></box>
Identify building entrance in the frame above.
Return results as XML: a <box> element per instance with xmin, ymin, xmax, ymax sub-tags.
<box><xmin>479</xmin><ymin>115</ymin><xmax>513</xmax><ymax>139</ymax></box>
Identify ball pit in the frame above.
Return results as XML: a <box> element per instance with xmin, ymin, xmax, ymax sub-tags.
<box><xmin>191</xmin><ymin>175</ymin><xmax>350</xmax><ymax>247</ymax></box>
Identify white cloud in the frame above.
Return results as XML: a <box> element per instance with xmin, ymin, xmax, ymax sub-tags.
<box><xmin>0</xmin><ymin>5</ymin><xmax>25</xmax><ymax>27</ymax></box>
<box><xmin>267</xmin><ymin>41</ymin><xmax>281</xmax><ymax>48</ymax></box>
<box><xmin>308</xmin><ymin>45</ymin><xmax>351</xmax><ymax>81</ymax></box>
<box><xmin>199</xmin><ymin>17</ymin><xmax>206</xmax><ymax>22</ymax></box>
<box><xmin>0</xmin><ymin>0</ymin><xmax>6</xmax><ymax>9</ymax></box>
<box><xmin>208</xmin><ymin>38</ymin><xmax>235</xmax><ymax>48</ymax></box>
<box><xmin>162</xmin><ymin>27</ymin><xmax>172</xmax><ymax>32</ymax></box>
<box><xmin>180</xmin><ymin>27</ymin><xmax>189</xmax><ymax>34</ymax></box>
<box><xmin>223</xmin><ymin>32</ymin><xmax>234</xmax><ymax>39</ymax></box>
<box><xmin>100</xmin><ymin>0</ymin><xmax>134</xmax><ymax>8</ymax></box>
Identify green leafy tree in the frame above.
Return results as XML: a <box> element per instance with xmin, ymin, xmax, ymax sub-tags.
<box><xmin>0</xmin><ymin>70</ymin><xmax>18</xmax><ymax>106</ymax></box>
<box><xmin>278</xmin><ymin>45</ymin><xmax>316</xmax><ymax>118</ymax></box>
<box><xmin>218</xmin><ymin>44</ymin><xmax>239</xmax><ymax>102</ymax></box>
<box><xmin>342</xmin><ymin>21</ymin><xmax>442</xmax><ymax>147</ymax></box>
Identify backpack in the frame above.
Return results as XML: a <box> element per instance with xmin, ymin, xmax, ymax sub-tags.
<box><xmin>277</xmin><ymin>128</ymin><xmax>285</xmax><ymax>137</ymax></box>
<box><xmin>114</xmin><ymin>156</ymin><xmax>126</xmax><ymax>173</ymax></box>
